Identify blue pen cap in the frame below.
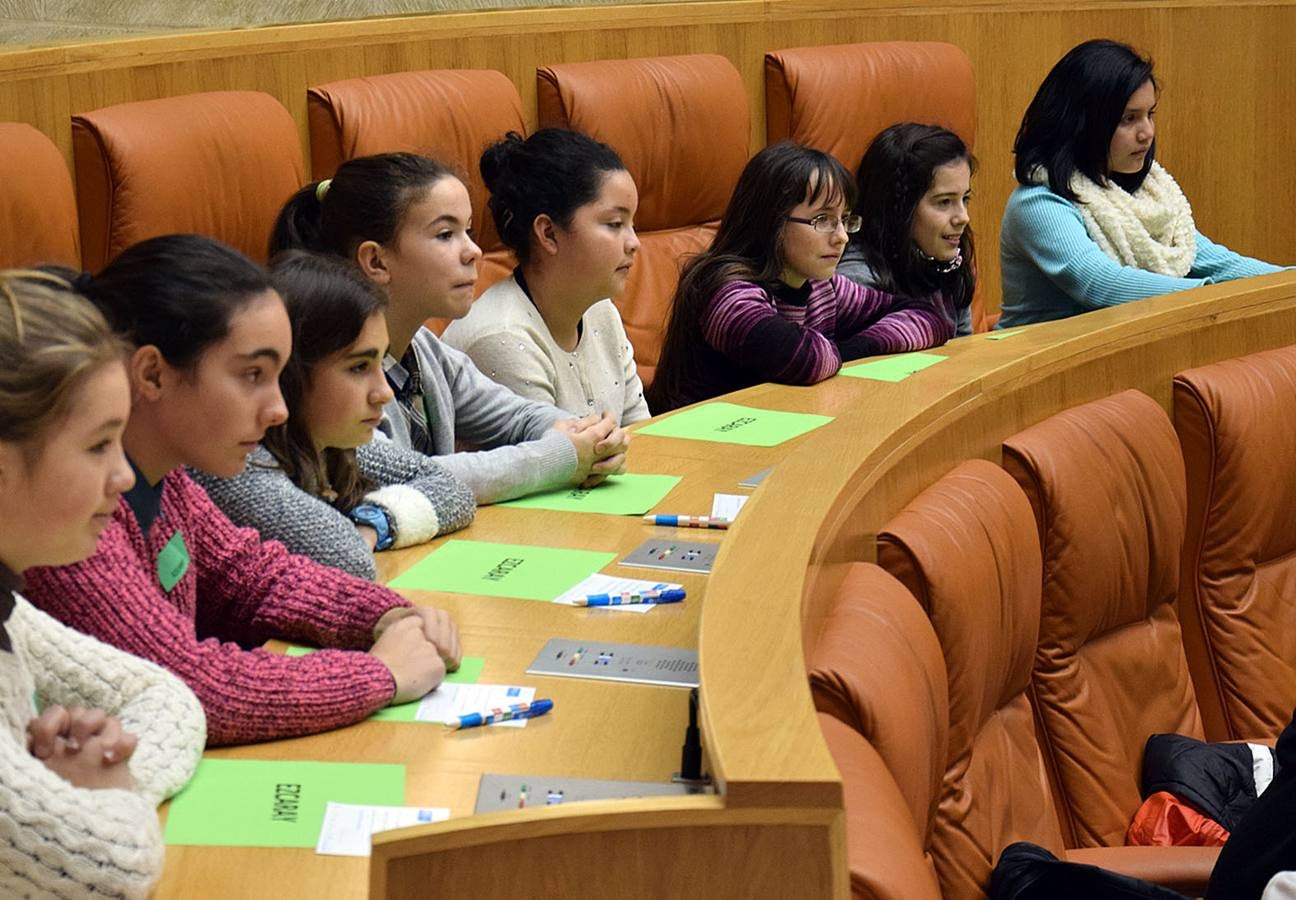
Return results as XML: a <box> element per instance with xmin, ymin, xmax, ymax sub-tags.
<box><xmin>528</xmin><ymin>698</ymin><xmax>554</xmax><ymax>716</ymax></box>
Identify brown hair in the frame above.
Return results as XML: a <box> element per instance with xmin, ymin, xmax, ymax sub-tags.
<box><xmin>0</xmin><ymin>270</ymin><xmax>127</xmax><ymax>452</ymax></box>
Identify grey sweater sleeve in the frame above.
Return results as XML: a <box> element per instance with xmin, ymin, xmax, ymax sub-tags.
<box><xmin>189</xmin><ymin>453</ymin><xmax>378</xmax><ymax>581</ymax></box>
<box><xmin>354</xmin><ymin>439</ymin><xmax>476</xmax><ymax>544</ymax></box>
<box><xmin>381</xmin><ymin>331</ymin><xmax>580</xmax><ymax>504</ymax></box>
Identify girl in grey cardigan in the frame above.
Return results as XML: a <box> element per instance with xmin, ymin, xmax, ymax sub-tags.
<box><xmin>195</xmin><ymin>253</ymin><xmax>476</xmax><ymax>580</ymax></box>
<box><xmin>268</xmin><ymin>152</ymin><xmax>630</xmax><ymax>504</ymax></box>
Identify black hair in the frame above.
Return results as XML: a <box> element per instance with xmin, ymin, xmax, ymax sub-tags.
<box><xmin>479</xmin><ymin>129</ymin><xmax>627</xmax><ymax>265</ymax></box>
<box><xmin>79</xmin><ymin>234</ymin><xmax>273</xmax><ymax>369</ymax></box>
<box><xmin>647</xmin><ymin>142</ymin><xmax>855</xmax><ymax>412</ymax></box>
<box><xmin>1014</xmin><ymin>39</ymin><xmax>1157</xmax><ymax>200</ymax></box>
<box><xmin>261</xmin><ymin>251</ymin><xmax>386</xmax><ymax>509</ymax></box>
<box><xmin>851</xmin><ymin>123</ymin><xmax>977</xmax><ymax>316</ymax></box>
<box><xmin>269</xmin><ymin>152</ymin><xmax>456</xmax><ymax>259</ymax></box>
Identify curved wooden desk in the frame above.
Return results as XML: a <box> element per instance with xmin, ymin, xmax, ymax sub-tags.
<box><xmin>155</xmin><ymin>272</ymin><xmax>1296</xmax><ymax>899</ymax></box>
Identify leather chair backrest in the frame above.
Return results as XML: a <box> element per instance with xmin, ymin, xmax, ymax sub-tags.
<box><xmin>72</xmin><ymin>91</ymin><xmax>303</xmax><ymax>270</ymax></box>
<box><xmin>1174</xmin><ymin>346</ymin><xmax>1296</xmax><ymax>742</ymax></box>
<box><xmin>764</xmin><ymin>41</ymin><xmax>975</xmax><ymax>181</ymax></box>
<box><xmin>307</xmin><ymin>68</ymin><xmax>525</xmax><ymax>263</ymax></box>
<box><xmin>0</xmin><ymin>123</ymin><xmax>79</xmax><ymax>268</ymax></box>
<box><xmin>536</xmin><ymin>53</ymin><xmax>749</xmax><ymax>387</ymax></box>
<box><xmin>1002</xmin><ymin>390</ymin><xmax>1203</xmax><ymax>848</ymax></box>
<box><xmin>878</xmin><ymin>459</ymin><xmax>1065</xmax><ymax>897</ymax></box>
<box><xmin>807</xmin><ymin>562</ymin><xmax>944</xmax><ymax>900</ymax></box>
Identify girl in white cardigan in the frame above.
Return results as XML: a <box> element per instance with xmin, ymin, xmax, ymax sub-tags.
<box><xmin>0</xmin><ymin>271</ymin><xmax>205</xmax><ymax>899</ymax></box>
<box><xmin>443</xmin><ymin>129</ymin><xmax>650</xmax><ymax>425</ymax></box>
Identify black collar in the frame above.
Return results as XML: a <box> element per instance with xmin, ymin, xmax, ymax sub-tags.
<box><xmin>122</xmin><ymin>456</ymin><xmax>164</xmax><ymax>539</ymax></box>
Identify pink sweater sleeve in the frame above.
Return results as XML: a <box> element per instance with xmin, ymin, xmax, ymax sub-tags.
<box><xmin>23</xmin><ymin>472</ymin><xmax>410</xmax><ymax>746</ymax></box>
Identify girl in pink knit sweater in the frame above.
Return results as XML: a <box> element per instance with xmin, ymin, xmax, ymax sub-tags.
<box><xmin>24</xmin><ymin>235</ymin><xmax>460</xmax><ymax>746</ymax></box>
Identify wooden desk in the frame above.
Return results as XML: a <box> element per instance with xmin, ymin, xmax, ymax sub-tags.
<box><xmin>155</xmin><ymin>272</ymin><xmax>1296</xmax><ymax>899</ymax></box>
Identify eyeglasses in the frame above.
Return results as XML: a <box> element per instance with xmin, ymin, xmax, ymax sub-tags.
<box><xmin>787</xmin><ymin>213</ymin><xmax>863</xmax><ymax>234</ymax></box>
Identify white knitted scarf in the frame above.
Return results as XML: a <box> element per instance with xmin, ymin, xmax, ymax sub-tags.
<box><xmin>1035</xmin><ymin>162</ymin><xmax>1197</xmax><ymax>277</ymax></box>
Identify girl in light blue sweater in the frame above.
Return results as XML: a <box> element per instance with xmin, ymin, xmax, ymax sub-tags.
<box><xmin>999</xmin><ymin>39</ymin><xmax>1283</xmax><ymax>328</ymax></box>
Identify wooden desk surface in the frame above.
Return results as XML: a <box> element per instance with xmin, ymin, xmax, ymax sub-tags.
<box><xmin>154</xmin><ymin>274</ymin><xmax>1296</xmax><ymax>898</ymax></box>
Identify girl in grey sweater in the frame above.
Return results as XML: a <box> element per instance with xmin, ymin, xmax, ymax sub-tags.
<box><xmin>194</xmin><ymin>253</ymin><xmax>476</xmax><ymax>580</ymax></box>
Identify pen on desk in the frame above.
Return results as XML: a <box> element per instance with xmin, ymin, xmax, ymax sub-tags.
<box><xmin>642</xmin><ymin>514</ymin><xmax>730</xmax><ymax>530</ymax></box>
<box><xmin>445</xmin><ymin>698</ymin><xmax>554</xmax><ymax>730</ymax></box>
<box><xmin>575</xmin><ymin>589</ymin><xmax>686</xmax><ymax>607</ymax></box>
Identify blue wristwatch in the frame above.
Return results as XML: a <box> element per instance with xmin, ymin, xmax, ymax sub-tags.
<box><xmin>350</xmin><ymin>504</ymin><xmax>394</xmax><ymax>551</ymax></box>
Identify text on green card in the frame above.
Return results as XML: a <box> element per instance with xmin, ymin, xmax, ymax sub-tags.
<box><xmin>485</xmin><ymin>558</ymin><xmax>524</xmax><ymax>582</ymax></box>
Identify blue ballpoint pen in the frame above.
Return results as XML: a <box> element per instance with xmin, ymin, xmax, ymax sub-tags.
<box><xmin>446</xmin><ymin>698</ymin><xmax>554</xmax><ymax>730</ymax></box>
<box><xmin>575</xmin><ymin>589</ymin><xmax>687</xmax><ymax>607</ymax></box>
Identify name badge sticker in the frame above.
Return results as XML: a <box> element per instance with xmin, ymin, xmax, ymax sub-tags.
<box><xmin>157</xmin><ymin>530</ymin><xmax>191</xmax><ymax>592</ymax></box>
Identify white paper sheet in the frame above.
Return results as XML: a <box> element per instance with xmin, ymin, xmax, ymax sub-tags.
<box><xmin>315</xmin><ymin>802</ymin><xmax>450</xmax><ymax>857</ymax></box>
<box><xmin>415</xmin><ymin>682</ymin><xmax>537</xmax><ymax>727</ymax></box>
<box><xmin>551</xmin><ymin>573</ymin><xmax>685</xmax><ymax>614</ymax></box>
<box><xmin>710</xmin><ymin>493</ymin><xmax>749</xmax><ymax>521</ymax></box>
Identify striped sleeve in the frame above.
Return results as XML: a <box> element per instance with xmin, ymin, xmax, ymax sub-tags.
<box><xmin>699</xmin><ymin>281</ymin><xmax>843</xmax><ymax>385</ymax></box>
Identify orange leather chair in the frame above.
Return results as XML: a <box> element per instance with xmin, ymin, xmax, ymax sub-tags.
<box><xmin>878</xmin><ymin>459</ymin><xmax>1069</xmax><ymax>896</ymax></box>
<box><xmin>536</xmin><ymin>54</ymin><xmax>750</xmax><ymax>388</ymax></box>
<box><xmin>0</xmin><ymin>123</ymin><xmax>79</xmax><ymax>269</ymax></box>
<box><xmin>877</xmin><ymin>458</ymin><xmax>1216</xmax><ymax>895</ymax></box>
<box><xmin>807</xmin><ymin>562</ymin><xmax>947</xmax><ymax>899</ymax></box>
<box><xmin>306</xmin><ymin>69</ymin><xmax>525</xmax><ymax>291</ymax></box>
<box><xmin>1002</xmin><ymin>391</ymin><xmax>1204</xmax><ymax>849</ymax></box>
<box><xmin>763</xmin><ymin>41</ymin><xmax>991</xmax><ymax>332</ymax></box>
<box><xmin>1174</xmin><ymin>346</ymin><xmax>1296</xmax><ymax>742</ymax></box>
<box><xmin>72</xmin><ymin>91</ymin><xmax>304</xmax><ymax>269</ymax></box>
<box><xmin>764</xmin><ymin>41</ymin><xmax>974</xmax><ymax>177</ymax></box>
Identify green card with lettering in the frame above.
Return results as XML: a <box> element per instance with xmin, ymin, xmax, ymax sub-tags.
<box><xmin>164</xmin><ymin>759</ymin><xmax>404</xmax><ymax>847</ymax></box>
<box><xmin>497</xmin><ymin>473</ymin><xmax>682</xmax><ymax>515</ymax></box>
<box><xmin>156</xmin><ymin>530</ymin><xmax>190</xmax><ymax>592</ymax></box>
<box><xmin>839</xmin><ymin>352</ymin><xmax>947</xmax><ymax>382</ymax></box>
<box><xmin>389</xmin><ymin>540</ymin><xmax>615</xmax><ymax>601</ymax></box>
<box><xmin>635</xmin><ymin>401</ymin><xmax>833</xmax><ymax>447</ymax></box>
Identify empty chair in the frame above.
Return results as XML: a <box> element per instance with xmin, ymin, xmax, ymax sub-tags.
<box><xmin>73</xmin><ymin>91</ymin><xmax>303</xmax><ymax>269</ymax></box>
<box><xmin>307</xmin><ymin>68</ymin><xmax>526</xmax><ymax>288</ymax></box>
<box><xmin>807</xmin><ymin>562</ymin><xmax>947</xmax><ymax>899</ymax></box>
<box><xmin>1002</xmin><ymin>390</ymin><xmax>1203</xmax><ymax>848</ymax></box>
<box><xmin>1174</xmin><ymin>346</ymin><xmax>1296</xmax><ymax>742</ymax></box>
<box><xmin>878</xmin><ymin>459</ymin><xmax>1067</xmax><ymax>895</ymax></box>
<box><xmin>0</xmin><ymin>123</ymin><xmax>79</xmax><ymax>269</ymax></box>
<box><xmin>536</xmin><ymin>53</ymin><xmax>749</xmax><ymax>387</ymax></box>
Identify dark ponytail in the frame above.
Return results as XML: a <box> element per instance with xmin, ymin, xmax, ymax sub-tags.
<box><xmin>479</xmin><ymin>129</ymin><xmax>626</xmax><ymax>264</ymax></box>
<box><xmin>270</xmin><ymin>153</ymin><xmax>457</xmax><ymax>260</ymax></box>
<box><xmin>82</xmin><ymin>234</ymin><xmax>273</xmax><ymax>369</ymax></box>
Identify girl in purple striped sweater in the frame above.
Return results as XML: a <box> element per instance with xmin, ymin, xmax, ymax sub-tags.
<box><xmin>647</xmin><ymin>142</ymin><xmax>954</xmax><ymax>412</ymax></box>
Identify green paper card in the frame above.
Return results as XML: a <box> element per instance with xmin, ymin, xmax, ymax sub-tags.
<box><xmin>156</xmin><ymin>530</ymin><xmax>190</xmax><ymax>592</ymax></box>
<box><xmin>389</xmin><ymin>540</ymin><xmax>616</xmax><ymax>601</ymax></box>
<box><xmin>839</xmin><ymin>352</ymin><xmax>947</xmax><ymax>382</ymax></box>
<box><xmin>986</xmin><ymin>330</ymin><xmax>1024</xmax><ymax>341</ymax></box>
<box><xmin>498</xmin><ymin>473</ymin><xmax>681</xmax><ymax>516</ymax></box>
<box><xmin>281</xmin><ymin>648</ymin><xmax>487</xmax><ymax>721</ymax></box>
<box><xmin>636</xmin><ymin>402</ymin><xmax>833</xmax><ymax>447</ymax></box>
<box><xmin>165</xmin><ymin>759</ymin><xmax>404</xmax><ymax>848</ymax></box>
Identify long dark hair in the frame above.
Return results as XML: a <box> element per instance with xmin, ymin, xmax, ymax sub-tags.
<box><xmin>78</xmin><ymin>234</ymin><xmax>273</xmax><ymax>369</ymax></box>
<box><xmin>852</xmin><ymin>123</ymin><xmax>976</xmax><ymax>316</ymax></box>
<box><xmin>480</xmin><ymin>129</ymin><xmax>627</xmax><ymax>265</ymax></box>
<box><xmin>648</xmin><ymin>142</ymin><xmax>855</xmax><ymax>411</ymax></box>
<box><xmin>270</xmin><ymin>152</ymin><xmax>457</xmax><ymax>259</ymax></box>
<box><xmin>262</xmin><ymin>251</ymin><xmax>385</xmax><ymax>509</ymax></box>
<box><xmin>1014</xmin><ymin>39</ymin><xmax>1157</xmax><ymax>200</ymax></box>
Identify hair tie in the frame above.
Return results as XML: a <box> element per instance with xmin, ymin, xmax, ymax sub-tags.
<box><xmin>315</xmin><ymin>179</ymin><xmax>332</xmax><ymax>203</ymax></box>
<box><xmin>501</xmin><ymin>208</ymin><xmax>514</xmax><ymax>233</ymax></box>
<box><xmin>72</xmin><ymin>271</ymin><xmax>94</xmax><ymax>293</ymax></box>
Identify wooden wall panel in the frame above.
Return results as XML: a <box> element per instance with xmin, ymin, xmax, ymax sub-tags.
<box><xmin>0</xmin><ymin>0</ymin><xmax>1291</xmax><ymax>317</ymax></box>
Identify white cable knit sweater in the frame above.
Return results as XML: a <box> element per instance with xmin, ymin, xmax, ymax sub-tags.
<box><xmin>0</xmin><ymin>591</ymin><xmax>206</xmax><ymax>899</ymax></box>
